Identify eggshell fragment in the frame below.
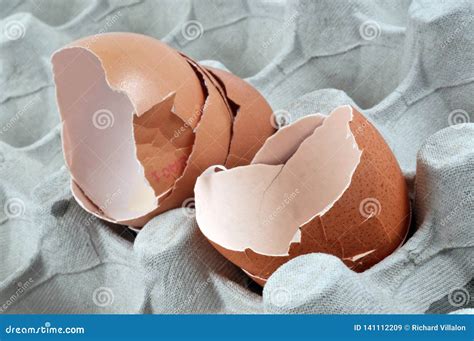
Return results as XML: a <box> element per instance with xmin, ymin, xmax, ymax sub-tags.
<box><xmin>52</xmin><ymin>33</ymin><xmax>275</xmax><ymax>227</ymax></box>
<box><xmin>204</xmin><ymin>67</ymin><xmax>275</xmax><ymax>168</ymax></box>
<box><xmin>195</xmin><ymin>106</ymin><xmax>410</xmax><ymax>285</ymax></box>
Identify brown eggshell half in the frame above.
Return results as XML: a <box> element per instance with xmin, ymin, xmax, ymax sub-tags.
<box><xmin>52</xmin><ymin>33</ymin><xmax>274</xmax><ymax>227</ymax></box>
<box><xmin>203</xmin><ymin>67</ymin><xmax>276</xmax><ymax>168</ymax></box>
<box><xmin>145</xmin><ymin>56</ymin><xmax>234</xmax><ymax>219</ymax></box>
<box><xmin>52</xmin><ymin>33</ymin><xmax>205</xmax><ymax>226</ymax></box>
<box><xmin>194</xmin><ymin>106</ymin><xmax>410</xmax><ymax>286</ymax></box>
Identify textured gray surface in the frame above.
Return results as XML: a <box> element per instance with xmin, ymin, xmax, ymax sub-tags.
<box><xmin>0</xmin><ymin>0</ymin><xmax>473</xmax><ymax>313</ymax></box>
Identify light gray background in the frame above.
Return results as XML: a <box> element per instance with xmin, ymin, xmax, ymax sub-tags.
<box><xmin>0</xmin><ymin>0</ymin><xmax>473</xmax><ymax>313</ymax></box>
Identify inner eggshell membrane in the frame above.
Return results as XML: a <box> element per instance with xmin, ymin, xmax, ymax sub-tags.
<box><xmin>53</xmin><ymin>48</ymin><xmax>156</xmax><ymax>221</ymax></box>
<box><xmin>195</xmin><ymin>106</ymin><xmax>362</xmax><ymax>256</ymax></box>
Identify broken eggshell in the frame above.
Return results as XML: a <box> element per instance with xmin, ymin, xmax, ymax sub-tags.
<box><xmin>52</xmin><ymin>32</ymin><xmax>274</xmax><ymax>227</ymax></box>
<box><xmin>195</xmin><ymin>105</ymin><xmax>410</xmax><ymax>286</ymax></box>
